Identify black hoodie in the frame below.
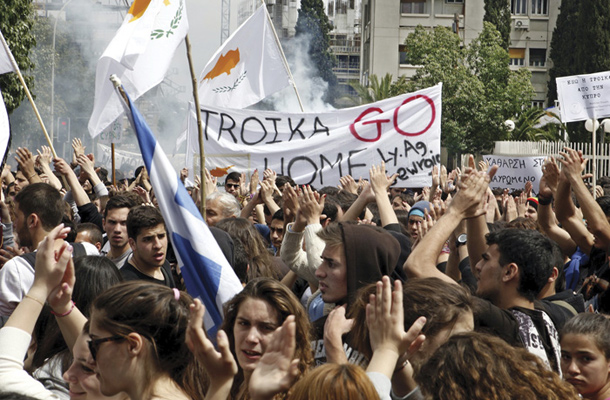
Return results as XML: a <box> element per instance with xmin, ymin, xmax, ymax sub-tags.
<box><xmin>311</xmin><ymin>222</ymin><xmax>400</xmax><ymax>365</ymax></box>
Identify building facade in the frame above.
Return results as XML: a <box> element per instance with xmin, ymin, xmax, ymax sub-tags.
<box><xmin>360</xmin><ymin>0</ymin><xmax>560</xmax><ymax>107</ymax></box>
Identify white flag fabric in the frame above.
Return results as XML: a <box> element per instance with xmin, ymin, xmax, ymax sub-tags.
<box><xmin>0</xmin><ymin>87</ymin><xmax>10</xmax><ymax>163</ymax></box>
<box><xmin>0</xmin><ymin>29</ymin><xmax>16</xmax><ymax>166</ymax></box>
<box><xmin>88</xmin><ymin>0</ymin><xmax>188</xmax><ymax>137</ymax></box>
<box><xmin>198</xmin><ymin>5</ymin><xmax>290</xmax><ymax>109</ymax></box>
<box><xmin>0</xmin><ymin>29</ymin><xmax>16</xmax><ymax>75</ymax></box>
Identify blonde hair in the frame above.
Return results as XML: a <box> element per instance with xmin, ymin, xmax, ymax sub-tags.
<box><xmin>289</xmin><ymin>364</ymin><xmax>380</xmax><ymax>400</ymax></box>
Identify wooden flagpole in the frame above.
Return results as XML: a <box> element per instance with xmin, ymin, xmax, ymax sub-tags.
<box><xmin>0</xmin><ymin>32</ymin><xmax>58</xmax><ymax>158</ymax></box>
<box><xmin>185</xmin><ymin>35</ymin><xmax>206</xmax><ymax>219</ymax></box>
<box><xmin>111</xmin><ymin>143</ymin><xmax>116</xmax><ymax>187</ymax></box>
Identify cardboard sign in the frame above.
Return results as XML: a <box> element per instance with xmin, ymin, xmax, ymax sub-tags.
<box><xmin>483</xmin><ymin>154</ymin><xmax>546</xmax><ymax>193</ymax></box>
<box><xmin>556</xmin><ymin>71</ymin><xmax>610</xmax><ymax>122</ymax></box>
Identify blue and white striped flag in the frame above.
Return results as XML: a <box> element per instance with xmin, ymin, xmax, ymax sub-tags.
<box><xmin>118</xmin><ymin>85</ymin><xmax>242</xmax><ymax>336</ymax></box>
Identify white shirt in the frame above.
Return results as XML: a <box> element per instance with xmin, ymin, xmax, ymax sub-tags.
<box><xmin>0</xmin><ymin>242</ymin><xmax>99</xmax><ymax>317</ymax></box>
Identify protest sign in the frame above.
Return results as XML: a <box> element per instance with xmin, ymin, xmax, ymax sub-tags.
<box><xmin>483</xmin><ymin>154</ymin><xmax>546</xmax><ymax>193</ymax></box>
<box><xmin>97</xmin><ymin>143</ymin><xmax>143</xmax><ymax>172</ymax></box>
<box><xmin>98</xmin><ymin>118</ymin><xmax>125</xmax><ymax>144</ymax></box>
<box><xmin>556</xmin><ymin>71</ymin><xmax>610</xmax><ymax>123</ymax></box>
<box><xmin>189</xmin><ymin>84</ymin><xmax>442</xmax><ymax>187</ymax></box>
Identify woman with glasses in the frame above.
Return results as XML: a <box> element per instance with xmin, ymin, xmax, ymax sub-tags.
<box><xmin>87</xmin><ymin>281</ymin><xmax>207</xmax><ymax>400</ymax></box>
<box><xmin>0</xmin><ymin>224</ymin><xmax>126</xmax><ymax>400</ymax></box>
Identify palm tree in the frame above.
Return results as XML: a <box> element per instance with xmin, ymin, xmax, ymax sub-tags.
<box><xmin>508</xmin><ymin>107</ymin><xmax>566</xmax><ymax>141</ymax></box>
<box><xmin>349</xmin><ymin>73</ymin><xmax>394</xmax><ymax>104</ymax></box>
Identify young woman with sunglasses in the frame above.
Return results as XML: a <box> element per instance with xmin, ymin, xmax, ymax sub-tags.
<box><xmin>87</xmin><ymin>281</ymin><xmax>207</xmax><ymax>400</ymax></box>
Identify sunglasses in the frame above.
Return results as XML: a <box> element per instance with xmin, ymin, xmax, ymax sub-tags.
<box><xmin>88</xmin><ymin>335</ymin><xmax>124</xmax><ymax>361</ymax></box>
<box><xmin>225</xmin><ymin>183</ymin><xmax>240</xmax><ymax>189</ymax></box>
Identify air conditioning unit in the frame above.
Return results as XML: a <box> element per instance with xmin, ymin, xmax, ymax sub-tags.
<box><xmin>514</xmin><ymin>19</ymin><xmax>529</xmax><ymax>29</ymax></box>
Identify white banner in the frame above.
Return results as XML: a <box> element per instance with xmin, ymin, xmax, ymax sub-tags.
<box><xmin>556</xmin><ymin>71</ymin><xmax>610</xmax><ymax>123</ymax></box>
<box><xmin>97</xmin><ymin>143</ymin><xmax>143</xmax><ymax>172</ymax></box>
<box><xmin>189</xmin><ymin>84</ymin><xmax>442</xmax><ymax>187</ymax></box>
<box><xmin>483</xmin><ymin>154</ymin><xmax>546</xmax><ymax>193</ymax></box>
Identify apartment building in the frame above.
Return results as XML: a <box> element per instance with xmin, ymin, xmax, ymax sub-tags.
<box><xmin>360</xmin><ymin>0</ymin><xmax>560</xmax><ymax>106</ymax></box>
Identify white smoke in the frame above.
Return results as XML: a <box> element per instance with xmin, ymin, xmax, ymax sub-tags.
<box><xmin>264</xmin><ymin>33</ymin><xmax>335</xmax><ymax>113</ymax></box>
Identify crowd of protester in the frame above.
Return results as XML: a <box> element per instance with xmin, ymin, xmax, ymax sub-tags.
<box><xmin>1</xmin><ymin>138</ymin><xmax>610</xmax><ymax>400</ymax></box>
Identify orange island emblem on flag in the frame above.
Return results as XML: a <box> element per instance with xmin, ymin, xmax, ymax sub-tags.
<box><xmin>203</xmin><ymin>49</ymin><xmax>240</xmax><ymax>81</ymax></box>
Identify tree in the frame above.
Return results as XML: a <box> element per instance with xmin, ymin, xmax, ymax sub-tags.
<box><xmin>547</xmin><ymin>0</ymin><xmax>610</xmax><ymax>142</ymax></box>
<box><xmin>394</xmin><ymin>23</ymin><xmax>534</xmax><ymax>155</ymax></box>
<box><xmin>483</xmin><ymin>0</ymin><xmax>511</xmax><ymax>49</ymax></box>
<box><xmin>295</xmin><ymin>0</ymin><xmax>338</xmax><ymax>103</ymax></box>
<box><xmin>575</xmin><ymin>0</ymin><xmax>610</xmax><ymax>75</ymax></box>
<box><xmin>508</xmin><ymin>108</ymin><xmax>565</xmax><ymax>142</ymax></box>
<box><xmin>349</xmin><ymin>73</ymin><xmax>394</xmax><ymax>104</ymax></box>
<box><xmin>0</xmin><ymin>0</ymin><xmax>36</xmax><ymax>113</ymax></box>
<box><xmin>547</xmin><ymin>0</ymin><xmax>579</xmax><ymax>105</ymax></box>
<box><xmin>9</xmin><ymin>16</ymin><xmax>94</xmax><ymax>153</ymax></box>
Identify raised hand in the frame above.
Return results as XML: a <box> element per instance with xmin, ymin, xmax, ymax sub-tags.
<box><xmin>15</xmin><ymin>147</ymin><xmax>37</xmax><ymax>181</ymax></box>
<box><xmin>36</xmin><ymin>145</ymin><xmax>53</xmax><ymax>167</ymax></box>
<box><xmin>71</xmin><ymin>138</ymin><xmax>86</xmax><ymax>158</ymax></box>
<box><xmin>339</xmin><ymin>175</ymin><xmax>358</xmax><ymax>194</ymax></box>
<box><xmin>249</xmin><ymin>316</ymin><xmax>300</xmax><ymax>400</ymax></box>
<box><xmin>370</xmin><ymin>162</ymin><xmax>398</xmax><ymax>196</ymax></box>
<box><xmin>186</xmin><ymin>300</ymin><xmax>237</xmax><ymax>381</ymax></box>
<box><xmin>366</xmin><ymin>276</ymin><xmax>426</xmax><ymax>378</ymax></box>
<box><xmin>559</xmin><ymin>147</ymin><xmax>588</xmax><ymax>183</ymax></box>
<box><xmin>186</xmin><ymin>299</ymin><xmax>237</xmax><ymax>399</ymax></box>
<box><xmin>31</xmin><ymin>224</ymin><xmax>73</xmax><ymax>299</ymax></box>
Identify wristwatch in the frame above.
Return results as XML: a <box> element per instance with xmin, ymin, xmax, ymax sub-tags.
<box><xmin>455</xmin><ymin>233</ymin><xmax>467</xmax><ymax>247</ymax></box>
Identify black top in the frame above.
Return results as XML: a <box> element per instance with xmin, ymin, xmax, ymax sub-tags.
<box><xmin>120</xmin><ymin>258</ymin><xmax>176</xmax><ymax>288</ymax></box>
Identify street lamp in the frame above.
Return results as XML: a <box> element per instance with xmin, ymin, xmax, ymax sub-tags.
<box><xmin>50</xmin><ymin>0</ymin><xmax>74</xmax><ymax>144</ymax></box>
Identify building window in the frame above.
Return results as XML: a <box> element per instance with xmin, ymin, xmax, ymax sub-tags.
<box><xmin>509</xmin><ymin>48</ymin><xmax>525</xmax><ymax>66</ymax></box>
<box><xmin>511</xmin><ymin>0</ymin><xmax>526</xmax><ymax>15</ymax></box>
<box><xmin>399</xmin><ymin>44</ymin><xmax>409</xmax><ymax>64</ymax></box>
<box><xmin>532</xmin><ymin>101</ymin><xmax>544</xmax><ymax>108</ymax></box>
<box><xmin>401</xmin><ymin>0</ymin><xmax>426</xmax><ymax>14</ymax></box>
<box><xmin>529</xmin><ymin>48</ymin><xmax>546</xmax><ymax>67</ymax></box>
<box><xmin>531</xmin><ymin>0</ymin><xmax>547</xmax><ymax>15</ymax></box>
<box><xmin>446</xmin><ymin>0</ymin><xmax>463</xmax><ymax>3</ymax></box>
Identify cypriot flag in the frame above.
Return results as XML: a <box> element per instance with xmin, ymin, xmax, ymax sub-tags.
<box><xmin>198</xmin><ymin>5</ymin><xmax>290</xmax><ymax>109</ymax></box>
<box><xmin>88</xmin><ymin>0</ymin><xmax>188</xmax><ymax>137</ymax></box>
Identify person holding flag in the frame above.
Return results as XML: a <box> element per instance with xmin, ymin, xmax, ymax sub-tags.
<box><xmin>111</xmin><ymin>75</ymin><xmax>242</xmax><ymax>337</ymax></box>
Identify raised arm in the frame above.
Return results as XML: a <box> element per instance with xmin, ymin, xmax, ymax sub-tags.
<box><xmin>537</xmin><ymin>159</ymin><xmax>577</xmax><ymax>256</ymax></box>
<box><xmin>54</xmin><ymin>157</ymin><xmax>91</xmax><ymax>207</ymax></box>
<box><xmin>559</xmin><ymin>148</ymin><xmax>607</xmax><ymax>248</ymax></box>
<box><xmin>36</xmin><ymin>145</ymin><xmax>62</xmax><ymax>190</ymax></box>
<box><xmin>369</xmin><ymin>162</ymin><xmax>399</xmax><ymax>227</ymax></box>
<box><xmin>405</xmin><ymin>167</ymin><xmax>496</xmax><ymax>283</ymax></box>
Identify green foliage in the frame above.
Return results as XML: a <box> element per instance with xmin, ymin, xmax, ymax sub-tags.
<box><xmin>547</xmin><ymin>0</ymin><xmax>579</xmax><ymax>105</ymax></box>
<box><xmin>394</xmin><ymin>23</ymin><xmax>534</xmax><ymax>155</ymax></box>
<box><xmin>575</xmin><ymin>0</ymin><xmax>610</xmax><ymax>75</ymax></box>
<box><xmin>349</xmin><ymin>73</ymin><xmax>394</xmax><ymax>104</ymax></box>
<box><xmin>9</xmin><ymin>16</ymin><xmax>94</xmax><ymax>151</ymax></box>
<box><xmin>295</xmin><ymin>0</ymin><xmax>338</xmax><ymax>102</ymax></box>
<box><xmin>0</xmin><ymin>0</ymin><xmax>36</xmax><ymax>113</ymax></box>
<box><xmin>483</xmin><ymin>0</ymin><xmax>511</xmax><ymax>49</ymax></box>
<box><xmin>508</xmin><ymin>107</ymin><xmax>565</xmax><ymax>141</ymax></box>
<box><xmin>548</xmin><ymin>0</ymin><xmax>610</xmax><ymax>142</ymax></box>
